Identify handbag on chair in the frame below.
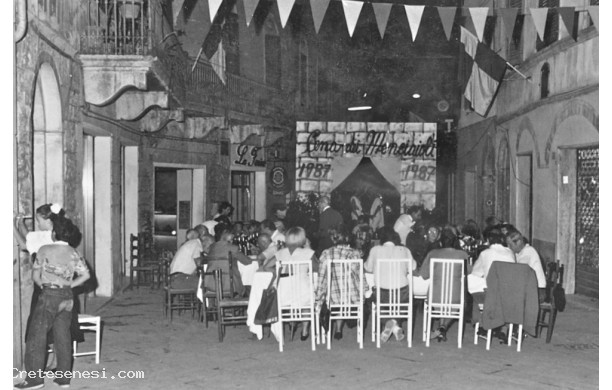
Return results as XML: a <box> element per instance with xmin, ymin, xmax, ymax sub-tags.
<box><xmin>319</xmin><ymin>302</ymin><xmax>330</xmax><ymax>332</ymax></box>
<box><xmin>254</xmin><ymin>286</ymin><xmax>279</xmax><ymax>325</ymax></box>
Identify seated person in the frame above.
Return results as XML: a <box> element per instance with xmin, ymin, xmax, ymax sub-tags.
<box><xmin>169</xmin><ymin>225</ymin><xmax>208</xmax><ymax>290</ymax></box>
<box><xmin>260</xmin><ymin>219</ymin><xmax>285</xmax><ymax>247</ymax></box>
<box><xmin>200</xmin><ymin>234</ymin><xmax>215</xmax><ymax>256</ymax></box>
<box><xmin>315</xmin><ymin>227</ymin><xmax>368</xmax><ymax>340</ymax></box>
<box><xmin>204</xmin><ymin>224</ymin><xmax>253</xmax><ymax>297</ymax></box>
<box><xmin>364</xmin><ymin>226</ymin><xmax>417</xmax><ymax>343</ymax></box>
<box><xmin>468</xmin><ymin>228</ymin><xmax>516</xmax><ymax>339</ymax></box>
<box><xmin>415</xmin><ymin>228</ymin><xmax>469</xmax><ymax>342</ymax></box>
<box><xmin>505</xmin><ymin>228</ymin><xmax>546</xmax><ymax>302</ymax></box>
<box><xmin>275</xmin><ymin>227</ymin><xmax>318</xmax><ymax>341</ymax></box>
<box><xmin>254</xmin><ymin>233</ymin><xmax>277</xmax><ymax>272</ymax></box>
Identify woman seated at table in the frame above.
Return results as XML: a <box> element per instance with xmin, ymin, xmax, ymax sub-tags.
<box><xmin>364</xmin><ymin>226</ymin><xmax>417</xmax><ymax>343</ymax></box>
<box><xmin>315</xmin><ymin>226</ymin><xmax>368</xmax><ymax>340</ymax></box>
<box><xmin>276</xmin><ymin>226</ymin><xmax>318</xmax><ymax>341</ymax></box>
<box><xmin>204</xmin><ymin>224</ymin><xmax>253</xmax><ymax>297</ymax></box>
<box><xmin>414</xmin><ymin>228</ymin><xmax>469</xmax><ymax>342</ymax></box>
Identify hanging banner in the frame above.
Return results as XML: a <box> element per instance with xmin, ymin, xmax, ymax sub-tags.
<box><xmin>342</xmin><ymin>0</ymin><xmax>364</xmax><ymax>38</ymax></box>
<box><xmin>295</xmin><ymin>122</ymin><xmax>437</xmax><ymax>211</ymax></box>
<box><xmin>529</xmin><ymin>8</ymin><xmax>549</xmax><ymax>41</ymax></box>
<box><xmin>372</xmin><ymin>3</ymin><xmax>393</xmax><ymax>39</ymax></box>
<box><xmin>469</xmin><ymin>7</ymin><xmax>490</xmax><ymax>42</ymax></box>
<box><xmin>498</xmin><ymin>8</ymin><xmax>518</xmax><ymax>43</ymax></box>
<box><xmin>460</xmin><ymin>26</ymin><xmax>478</xmax><ymax>60</ymax></box>
<box><xmin>209</xmin><ymin>0</ymin><xmax>222</xmax><ymax>22</ymax></box>
<box><xmin>437</xmin><ymin>7</ymin><xmax>457</xmax><ymax>41</ymax></box>
<box><xmin>310</xmin><ymin>0</ymin><xmax>330</xmax><ymax>34</ymax></box>
<box><xmin>277</xmin><ymin>0</ymin><xmax>296</xmax><ymax>28</ymax></box>
<box><xmin>243</xmin><ymin>0</ymin><xmax>260</xmax><ymax>27</ymax></box>
<box><xmin>209</xmin><ymin>41</ymin><xmax>226</xmax><ymax>84</ymax></box>
<box><xmin>404</xmin><ymin>5</ymin><xmax>425</xmax><ymax>41</ymax></box>
<box><xmin>587</xmin><ymin>6</ymin><xmax>599</xmax><ymax>32</ymax></box>
<box><xmin>558</xmin><ymin>7</ymin><xmax>576</xmax><ymax>40</ymax></box>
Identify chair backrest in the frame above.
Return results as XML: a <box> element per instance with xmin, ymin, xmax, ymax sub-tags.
<box><xmin>276</xmin><ymin>259</ymin><xmax>314</xmax><ymax>311</ymax></box>
<box><xmin>212</xmin><ymin>268</ymin><xmax>224</xmax><ymax>301</ymax></box>
<box><xmin>429</xmin><ymin>258</ymin><xmax>464</xmax><ymax>306</ymax></box>
<box><xmin>375</xmin><ymin>258</ymin><xmax>413</xmax><ymax>306</ymax></box>
<box><xmin>326</xmin><ymin>259</ymin><xmax>364</xmax><ymax>308</ymax></box>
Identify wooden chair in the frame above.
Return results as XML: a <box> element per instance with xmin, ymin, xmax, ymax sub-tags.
<box><xmin>324</xmin><ymin>259</ymin><xmax>364</xmax><ymax>349</ymax></box>
<box><xmin>276</xmin><ymin>259</ymin><xmax>316</xmax><ymax>352</ymax></box>
<box><xmin>199</xmin><ymin>267</ymin><xmax>218</xmax><ymax>328</ymax></box>
<box><xmin>72</xmin><ymin>314</ymin><xmax>102</xmax><ymax>364</ymax></box>
<box><xmin>536</xmin><ymin>260</ymin><xmax>565</xmax><ymax>343</ymax></box>
<box><xmin>214</xmin><ymin>268</ymin><xmax>249</xmax><ymax>342</ymax></box>
<box><xmin>163</xmin><ymin>274</ymin><xmax>200</xmax><ymax>322</ymax></box>
<box><xmin>129</xmin><ymin>233</ymin><xmax>159</xmax><ymax>289</ymax></box>
<box><xmin>425</xmin><ymin>259</ymin><xmax>465</xmax><ymax>348</ymax></box>
<box><xmin>371</xmin><ymin>258</ymin><xmax>414</xmax><ymax>348</ymax></box>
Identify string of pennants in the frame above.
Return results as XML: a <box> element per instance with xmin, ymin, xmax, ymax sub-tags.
<box><xmin>208</xmin><ymin>0</ymin><xmax>599</xmax><ymax>41</ymax></box>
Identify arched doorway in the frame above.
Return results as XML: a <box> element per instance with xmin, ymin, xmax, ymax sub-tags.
<box><xmin>32</xmin><ymin>62</ymin><xmax>63</xmax><ymax>215</ymax></box>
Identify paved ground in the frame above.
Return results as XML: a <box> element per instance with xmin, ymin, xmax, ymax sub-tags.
<box><xmin>14</xmin><ymin>288</ymin><xmax>599</xmax><ymax>389</ymax></box>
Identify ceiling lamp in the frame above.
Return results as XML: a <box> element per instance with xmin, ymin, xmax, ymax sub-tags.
<box><xmin>348</xmin><ymin>90</ymin><xmax>373</xmax><ymax>111</ymax></box>
<box><xmin>412</xmin><ymin>93</ymin><xmax>421</xmax><ymax>99</ymax></box>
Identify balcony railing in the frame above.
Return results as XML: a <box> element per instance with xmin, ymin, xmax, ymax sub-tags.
<box><xmin>80</xmin><ymin>0</ymin><xmax>153</xmax><ymax>55</ymax></box>
<box><xmin>189</xmin><ymin>59</ymin><xmax>291</xmax><ymax>119</ymax></box>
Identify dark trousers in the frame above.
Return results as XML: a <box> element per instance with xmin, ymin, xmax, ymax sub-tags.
<box><xmin>25</xmin><ymin>287</ymin><xmax>74</xmax><ymax>386</ymax></box>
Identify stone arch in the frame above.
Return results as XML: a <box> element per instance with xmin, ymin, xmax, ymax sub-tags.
<box><xmin>515</xmin><ymin>116</ymin><xmax>542</xmax><ymax>168</ymax></box>
<box><xmin>32</xmin><ymin>58</ymin><xmax>64</xmax><ymax>210</ymax></box>
<box><xmin>545</xmin><ymin>99</ymin><xmax>599</xmax><ymax>165</ymax></box>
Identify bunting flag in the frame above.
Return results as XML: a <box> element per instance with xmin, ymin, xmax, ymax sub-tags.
<box><xmin>469</xmin><ymin>7</ymin><xmax>490</xmax><ymax>42</ymax></box>
<box><xmin>208</xmin><ymin>0</ymin><xmax>222</xmax><ymax>22</ymax></box>
<box><xmin>437</xmin><ymin>7</ymin><xmax>457</xmax><ymax>41</ymax></box>
<box><xmin>498</xmin><ymin>7</ymin><xmax>518</xmax><ymax>43</ymax></box>
<box><xmin>209</xmin><ymin>41</ymin><xmax>226</xmax><ymax>84</ymax></box>
<box><xmin>558</xmin><ymin>7</ymin><xmax>575</xmax><ymax>40</ymax></box>
<box><xmin>404</xmin><ymin>5</ymin><xmax>425</xmax><ymax>41</ymax></box>
<box><xmin>277</xmin><ymin>0</ymin><xmax>296</xmax><ymax>28</ymax></box>
<box><xmin>310</xmin><ymin>0</ymin><xmax>330</xmax><ymax>33</ymax></box>
<box><xmin>529</xmin><ymin>8</ymin><xmax>549</xmax><ymax>41</ymax></box>
<box><xmin>461</xmin><ymin>27</ymin><xmax>506</xmax><ymax>117</ymax></box>
<box><xmin>372</xmin><ymin>3</ymin><xmax>393</xmax><ymax>39</ymax></box>
<box><xmin>587</xmin><ymin>6</ymin><xmax>599</xmax><ymax>31</ymax></box>
<box><xmin>174</xmin><ymin>0</ymin><xmax>186</xmax><ymax>26</ymax></box>
<box><xmin>342</xmin><ymin>0</ymin><xmax>364</xmax><ymax>38</ymax></box>
<box><xmin>243</xmin><ymin>0</ymin><xmax>260</xmax><ymax>27</ymax></box>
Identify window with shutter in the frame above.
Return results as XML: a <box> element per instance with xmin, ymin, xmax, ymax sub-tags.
<box><xmin>265</xmin><ymin>35</ymin><xmax>281</xmax><ymax>89</ymax></box>
<box><xmin>223</xmin><ymin>11</ymin><xmax>240</xmax><ymax>75</ymax></box>
<box><xmin>507</xmin><ymin>0</ymin><xmax>523</xmax><ymax>65</ymax></box>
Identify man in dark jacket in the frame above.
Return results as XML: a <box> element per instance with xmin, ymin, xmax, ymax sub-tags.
<box><xmin>317</xmin><ymin>196</ymin><xmax>343</xmax><ymax>255</ymax></box>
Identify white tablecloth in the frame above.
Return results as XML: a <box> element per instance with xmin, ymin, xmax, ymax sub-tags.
<box><xmin>238</xmin><ymin>261</ymin><xmax>259</xmax><ymax>286</ymax></box>
<box><xmin>247</xmin><ymin>272</ymin><xmax>282</xmax><ymax>341</ymax></box>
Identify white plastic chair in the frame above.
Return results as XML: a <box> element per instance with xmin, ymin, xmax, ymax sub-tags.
<box><xmin>324</xmin><ymin>259</ymin><xmax>364</xmax><ymax>349</ymax></box>
<box><xmin>73</xmin><ymin>314</ymin><xmax>102</xmax><ymax>364</ymax></box>
<box><xmin>372</xmin><ymin>258</ymin><xmax>413</xmax><ymax>348</ymax></box>
<box><xmin>425</xmin><ymin>258</ymin><xmax>465</xmax><ymax>348</ymax></box>
<box><xmin>276</xmin><ymin>259</ymin><xmax>316</xmax><ymax>352</ymax></box>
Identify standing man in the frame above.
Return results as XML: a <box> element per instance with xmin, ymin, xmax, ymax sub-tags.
<box><xmin>505</xmin><ymin>228</ymin><xmax>547</xmax><ymax>302</ymax></box>
<box><xmin>317</xmin><ymin>195</ymin><xmax>343</xmax><ymax>255</ymax></box>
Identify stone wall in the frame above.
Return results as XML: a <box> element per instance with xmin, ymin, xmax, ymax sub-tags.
<box><xmin>295</xmin><ymin>122</ymin><xmax>437</xmax><ymax>210</ymax></box>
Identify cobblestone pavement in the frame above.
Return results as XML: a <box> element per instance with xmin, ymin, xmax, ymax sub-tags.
<box><xmin>15</xmin><ymin>289</ymin><xmax>599</xmax><ymax>389</ymax></box>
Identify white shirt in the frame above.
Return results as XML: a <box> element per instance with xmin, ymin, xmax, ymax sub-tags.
<box><xmin>469</xmin><ymin>244</ymin><xmax>516</xmax><ymax>292</ymax></box>
<box><xmin>271</xmin><ymin>230</ymin><xmax>285</xmax><ymax>244</ymax></box>
<box><xmin>170</xmin><ymin>239</ymin><xmax>203</xmax><ymax>275</ymax></box>
<box><xmin>364</xmin><ymin>242</ymin><xmax>416</xmax><ymax>289</ymax></box>
<box><xmin>26</xmin><ymin>230</ymin><xmax>54</xmax><ymax>254</ymax></box>
<box><xmin>516</xmin><ymin>244</ymin><xmax>546</xmax><ymax>288</ymax></box>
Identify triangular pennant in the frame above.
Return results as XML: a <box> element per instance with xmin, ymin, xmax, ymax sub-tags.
<box><xmin>558</xmin><ymin>7</ymin><xmax>575</xmax><ymax>40</ymax></box>
<box><xmin>372</xmin><ymin>3</ymin><xmax>393</xmax><ymax>39</ymax></box>
<box><xmin>277</xmin><ymin>0</ymin><xmax>296</xmax><ymax>28</ymax></box>
<box><xmin>342</xmin><ymin>0</ymin><xmax>364</xmax><ymax>38</ymax></box>
<box><xmin>529</xmin><ymin>8</ymin><xmax>548</xmax><ymax>41</ymax></box>
<box><xmin>498</xmin><ymin>8</ymin><xmax>518</xmax><ymax>42</ymax></box>
<box><xmin>208</xmin><ymin>41</ymin><xmax>226</xmax><ymax>84</ymax></box>
<box><xmin>243</xmin><ymin>0</ymin><xmax>260</xmax><ymax>27</ymax></box>
<box><xmin>436</xmin><ymin>7</ymin><xmax>457</xmax><ymax>41</ymax></box>
<box><xmin>208</xmin><ymin>0</ymin><xmax>222</xmax><ymax>22</ymax></box>
<box><xmin>174</xmin><ymin>0</ymin><xmax>186</xmax><ymax>26</ymax></box>
<box><xmin>404</xmin><ymin>5</ymin><xmax>425</xmax><ymax>41</ymax></box>
<box><xmin>469</xmin><ymin>7</ymin><xmax>490</xmax><ymax>42</ymax></box>
<box><xmin>587</xmin><ymin>6</ymin><xmax>599</xmax><ymax>31</ymax></box>
<box><xmin>310</xmin><ymin>0</ymin><xmax>330</xmax><ymax>34</ymax></box>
